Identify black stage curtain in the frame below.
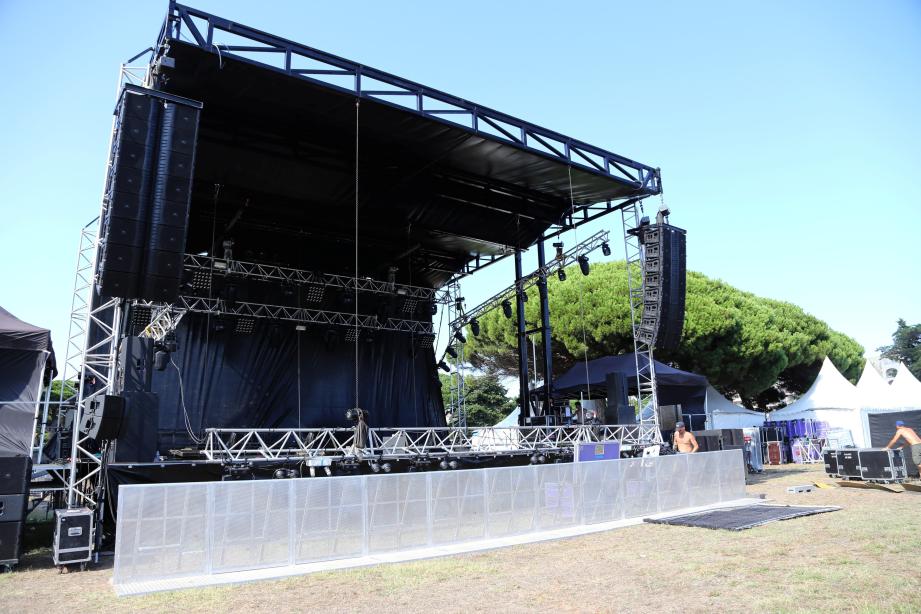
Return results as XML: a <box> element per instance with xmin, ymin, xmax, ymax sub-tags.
<box><xmin>152</xmin><ymin>314</ymin><xmax>445</xmax><ymax>450</ymax></box>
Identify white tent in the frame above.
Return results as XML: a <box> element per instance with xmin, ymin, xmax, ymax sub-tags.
<box><xmin>856</xmin><ymin>361</ymin><xmax>899</xmax><ymax>411</ymax></box>
<box><xmin>889</xmin><ymin>362</ymin><xmax>921</xmax><ymax>409</ymax></box>
<box><xmin>706</xmin><ymin>385</ymin><xmax>765</xmax><ymax>429</ymax></box>
<box><xmin>769</xmin><ymin>357</ymin><xmax>868</xmax><ymax>446</ymax></box>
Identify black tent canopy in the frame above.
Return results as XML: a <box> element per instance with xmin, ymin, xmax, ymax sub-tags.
<box><xmin>553</xmin><ymin>353</ymin><xmax>707</xmax><ymax>416</ymax></box>
<box><xmin>0</xmin><ymin>307</ymin><xmax>56</xmax><ymax>456</ymax></box>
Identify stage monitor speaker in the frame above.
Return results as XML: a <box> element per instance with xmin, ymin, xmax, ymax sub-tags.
<box><xmin>0</xmin><ymin>494</ymin><xmax>28</xmax><ymax>523</ymax></box>
<box><xmin>111</xmin><ymin>391</ymin><xmax>159</xmax><ymax>463</ymax></box>
<box><xmin>79</xmin><ymin>395</ymin><xmax>125</xmax><ymax>441</ymax></box>
<box><xmin>0</xmin><ymin>521</ymin><xmax>24</xmax><ymax>565</ymax></box>
<box><xmin>605</xmin><ymin>372</ymin><xmax>634</xmax><ymax>424</ymax></box>
<box><xmin>639</xmin><ymin>224</ymin><xmax>686</xmax><ymax>350</ymax></box>
<box><xmin>118</xmin><ymin>336</ymin><xmax>154</xmax><ymax>393</ymax></box>
<box><xmin>97</xmin><ymin>87</ymin><xmax>201</xmax><ymax>302</ymax></box>
<box><xmin>0</xmin><ymin>456</ymin><xmax>31</xmax><ymax>495</ymax></box>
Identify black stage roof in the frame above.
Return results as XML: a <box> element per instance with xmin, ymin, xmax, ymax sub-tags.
<box><xmin>152</xmin><ymin>3</ymin><xmax>661</xmax><ymax>287</ymax></box>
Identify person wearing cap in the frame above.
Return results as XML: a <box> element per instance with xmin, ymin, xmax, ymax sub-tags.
<box><xmin>672</xmin><ymin>421</ymin><xmax>699</xmax><ymax>453</ymax></box>
<box><xmin>884</xmin><ymin>421</ymin><xmax>921</xmax><ymax>474</ymax></box>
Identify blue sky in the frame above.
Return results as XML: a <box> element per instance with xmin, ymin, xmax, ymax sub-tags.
<box><xmin>0</xmin><ymin>0</ymin><xmax>918</xmax><ymax>359</ymax></box>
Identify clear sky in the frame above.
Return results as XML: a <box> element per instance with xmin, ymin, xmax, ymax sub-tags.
<box><xmin>1</xmin><ymin>0</ymin><xmax>918</xmax><ymax>360</ymax></box>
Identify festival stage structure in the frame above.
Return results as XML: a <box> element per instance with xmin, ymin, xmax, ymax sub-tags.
<box><xmin>26</xmin><ymin>2</ymin><xmax>691</xmax><ymax>567</ymax></box>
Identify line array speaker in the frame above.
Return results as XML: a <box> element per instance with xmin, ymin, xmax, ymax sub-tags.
<box><xmin>639</xmin><ymin>223</ymin><xmax>686</xmax><ymax>350</ymax></box>
<box><xmin>98</xmin><ymin>86</ymin><xmax>202</xmax><ymax>302</ymax></box>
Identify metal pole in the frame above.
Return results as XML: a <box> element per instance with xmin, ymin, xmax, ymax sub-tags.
<box><xmin>535</xmin><ymin>238</ymin><xmax>553</xmax><ymax>412</ymax></box>
<box><xmin>514</xmin><ymin>250</ymin><xmax>529</xmax><ymax>425</ymax></box>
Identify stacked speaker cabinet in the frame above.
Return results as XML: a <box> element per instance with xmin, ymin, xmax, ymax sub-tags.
<box><xmin>98</xmin><ymin>84</ymin><xmax>202</xmax><ymax>302</ymax></box>
<box><xmin>0</xmin><ymin>455</ymin><xmax>31</xmax><ymax>567</ymax></box>
<box><xmin>639</xmin><ymin>224</ymin><xmax>687</xmax><ymax>350</ymax></box>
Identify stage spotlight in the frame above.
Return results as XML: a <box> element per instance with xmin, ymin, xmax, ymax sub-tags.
<box><xmin>520</xmin><ymin>290</ymin><xmax>528</xmax><ymax>302</ymax></box>
<box><xmin>557</xmin><ymin>268</ymin><xmax>567</xmax><ymax>282</ymax></box>
<box><xmin>446</xmin><ymin>346</ymin><xmax>458</xmax><ymax>359</ymax></box>
<box><xmin>470</xmin><ymin>318</ymin><xmax>480</xmax><ymax>337</ymax></box>
<box><xmin>154</xmin><ymin>350</ymin><xmax>169</xmax><ymax>371</ymax></box>
<box><xmin>454</xmin><ymin>329</ymin><xmax>467</xmax><ymax>344</ymax></box>
<box><xmin>429</xmin><ymin>302</ymin><xmax>438</xmax><ymax>316</ymax></box>
<box><xmin>501</xmin><ymin>299</ymin><xmax>513</xmax><ymax>319</ymax></box>
<box><xmin>370</xmin><ymin>461</ymin><xmax>381</xmax><ymax>473</ymax></box>
<box><xmin>274</xmin><ymin>469</ymin><xmax>288</xmax><ymax>479</ymax></box>
<box><xmin>578</xmin><ymin>254</ymin><xmax>590</xmax><ymax>276</ymax></box>
<box><xmin>438</xmin><ymin>360</ymin><xmax>451</xmax><ymax>373</ymax></box>
<box><xmin>212</xmin><ymin>319</ymin><xmax>226</xmax><ymax>333</ymax></box>
<box><xmin>601</xmin><ymin>241</ymin><xmax>611</xmax><ymax>257</ymax></box>
<box><xmin>448</xmin><ymin>460</ymin><xmax>459</xmax><ymax>470</ymax></box>
<box><xmin>439</xmin><ymin>459</ymin><xmax>449</xmax><ymax>470</ymax></box>
<box><xmin>553</xmin><ymin>241</ymin><xmax>564</xmax><ymax>260</ymax></box>
<box><xmin>381</xmin><ymin>462</ymin><xmax>392</xmax><ymax>473</ymax></box>
<box><xmin>163</xmin><ymin>331</ymin><xmax>178</xmax><ymax>353</ymax></box>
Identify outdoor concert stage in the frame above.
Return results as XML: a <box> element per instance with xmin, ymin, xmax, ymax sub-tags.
<box><xmin>43</xmin><ymin>3</ymin><xmax>676</xmax><ymax>568</ymax></box>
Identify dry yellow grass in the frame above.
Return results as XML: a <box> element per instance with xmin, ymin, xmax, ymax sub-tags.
<box><xmin>2</xmin><ymin>464</ymin><xmax>919</xmax><ymax>613</ymax></box>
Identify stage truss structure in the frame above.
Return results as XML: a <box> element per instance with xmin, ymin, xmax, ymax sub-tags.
<box><xmin>621</xmin><ymin>202</ymin><xmax>663</xmax><ymax>442</ymax></box>
<box><xmin>201</xmin><ymin>424</ymin><xmax>661</xmax><ymax>463</ymax></box>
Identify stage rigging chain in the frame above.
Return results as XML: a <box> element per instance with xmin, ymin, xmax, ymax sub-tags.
<box><xmin>567</xmin><ymin>165</ymin><xmax>592</xmax><ymax>405</ymax></box>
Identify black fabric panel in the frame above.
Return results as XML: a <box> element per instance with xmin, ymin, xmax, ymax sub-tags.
<box><xmin>867</xmin><ymin>410</ymin><xmax>921</xmax><ymax>476</ymax></box>
<box><xmin>0</xmin><ymin>350</ymin><xmax>47</xmax><ymax>456</ymax></box>
<box><xmin>151</xmin><ymin>314</ymin><xmax>445</xmax><ymax>450</ymax></box>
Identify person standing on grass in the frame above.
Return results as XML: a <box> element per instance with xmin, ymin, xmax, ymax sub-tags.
<box><xmin>672</xmin><ymin>421</ymin><xmax>699</xmax><ymax>453</ymax></box>
<box><xmin>884</xmin><ymin>421</ymin><xmax>921</xmax><ymax>472</ymax></box>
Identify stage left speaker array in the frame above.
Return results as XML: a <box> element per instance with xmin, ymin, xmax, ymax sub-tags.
<box><xmin>98</xmin><ymin>87</ymin><xmax>202</xmax><ymax>302</ymax></box>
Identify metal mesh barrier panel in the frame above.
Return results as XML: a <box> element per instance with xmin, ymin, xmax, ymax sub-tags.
<box><xmin>114</xmin><ymin>450</ymin><xmax>744</xmax><ymax>589</ymax></box>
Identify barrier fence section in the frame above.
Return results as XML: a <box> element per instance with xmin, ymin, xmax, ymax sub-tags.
<box><xmin>114</xmin><ymin>450</ymin><xmax>744</xmax><ymax>587</ymax></box>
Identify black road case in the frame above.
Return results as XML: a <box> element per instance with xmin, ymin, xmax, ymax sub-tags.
<box><xmin>835</xmin><ymin>449</ymin><xmax>861</xmax><ymax>480</ymax></box>
<box><xmin>823</xmin><ymin>449</ymin><xmax>839</xmax><ymax>477</ymax></box>
<box><xmin>53</xmin><ymin>508</ymin><xmax>94</xmax><ymax>566</ymax></box>
<box><xmin>858</xmin><ymin>448</ymin><xmax>908</xmax><ymax>483</ymax></box>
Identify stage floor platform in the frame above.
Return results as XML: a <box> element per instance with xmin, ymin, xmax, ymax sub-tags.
<box><xmin>114</xmin><ymin>496</ymin><xmax>761</xmax><ymax>596</ymax></box>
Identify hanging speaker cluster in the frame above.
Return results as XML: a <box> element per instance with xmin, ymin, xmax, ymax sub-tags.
<box><xmin>639</xmin><ymin>224</ymin><xmax>686</xmax><ymax>350</ymax></box>
<box><xmin>97</xmin><ymin>85</ymin><xmax>202</xmax><ymax>302</ymax></box>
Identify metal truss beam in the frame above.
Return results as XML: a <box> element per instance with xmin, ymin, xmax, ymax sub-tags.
<box><xmin>201</xmin><ymin>424</ymin><xmax>661</xmax><ymax>462</ymax></box>
<box><xmin>448</xmin><ymin>230</ymin><xmax>610</xmax><ymax>331</ymax></box>
<box><xmin>184</xmin><ymin>253</ymin><xmax>450</xmax><ymax>304</ymax></box>
<box><xmin>160</xmin><ymin>3</ymin><xmax>661</xmax><ymax>193</ymax></box>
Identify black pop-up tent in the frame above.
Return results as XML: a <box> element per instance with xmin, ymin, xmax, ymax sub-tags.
<box><xmin>0</xmin><ymin>307</ymin><xmax>56</xmax><ymax>456</ymax></box>
<box><xmin>553</xmin><ymin>353</ymin><xmax>708</xmax><ymax>417</ymax></box>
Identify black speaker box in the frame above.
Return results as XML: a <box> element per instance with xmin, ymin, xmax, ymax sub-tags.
<box><xmin>119</xmin><ymin>336</ymin><xmax>154</xmax><ymax>393</ymax></box>
<box><xmin>98</xmin><ymin>270</ymin><xmax>138</xmax><ymax>299</ymax></box>
<box><xmin>0</xmin><ymin>521</ymin><xmax>24</xmax><ymax>565</ymax></box>
<box><xmin>146</xmin><ymin>228</ymin><xmax>187</xmax><ymax>259</ymax></box>
<box><xmin>79</xmin><ymin>395</ymin><xmax>125</xmax><ymax>441</ymax></box>
<box><xmin>105</xmin><ymin>216</ymin><xmax>147</xmax><ymax>248</ymax></box>
<box><xmin>140</xmin><ymin>275</ymin><xmax>182</xmax><ymax>303</ymax></box>
<box><xmin>720</xmin><ymin>429</ymin><xmax>745</xmax><ymax>446</ymax></box>
<box><xmin>0</xmin><ymin>456</ymin><xmax>31</xmax><ymax>495</ymax></box>
<box><xmin>100</xmin><ymin>243</ymin><xmax>143</xmax><ymax>275</ymax></box>
<box><xmin>111</xmin><ymin>391</ymin><xmax>160</xmax><ymax>463</ymax></box>
<box><xmin>604</xmin><ymin>372</ymin><xmax>634</xmax><ymax>424</ymax></box>
<box><xmin>655</xmin><ymin>224</ymin><xmax>686</xmax><ymax>350</ymax></box>
<box><xmin>0</xmin><ymin>494</ymin><xmax>28</xmax><ymax>522</ymax></box>
<box><xmin>110</xmin><ymin>164</ymin><xmax>149</xmax><ymax>196</ymax></box>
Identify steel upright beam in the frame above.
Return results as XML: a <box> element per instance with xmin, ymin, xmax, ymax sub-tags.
<box><xmin>514</xmin><ymin>250</ymin><xmax>530</xmax><ymax>424</ymax></box>
<box><xmin>535</xmin><ymin>238</ymin><xmax>553</xmax><ymax>411</ymax></box>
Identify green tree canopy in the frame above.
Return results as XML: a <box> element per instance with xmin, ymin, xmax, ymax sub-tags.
<box><xmin>440</xmin><ymin>373</ymin><xmax>516</xmax><ymax>426</ymax></box>
<box><xmin>879</xmin><ymin>319</ymin><xmax>921</xmax><ymax>379</ymax></box>
<box><xmin>463</xmin><ymin>261</ymin><xmax>863</xmax><ymax>409</ymax></box>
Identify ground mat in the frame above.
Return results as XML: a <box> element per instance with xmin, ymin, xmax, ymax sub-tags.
<box><xmin>644</xmin><ymin>504</ymin><xmax>840</xmax><ymax>531</ymax></box>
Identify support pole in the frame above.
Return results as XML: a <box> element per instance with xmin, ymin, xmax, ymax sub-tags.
<box><xmin>514</xmin><ymin>250</ymin><xmax>530</xmax><ymax>425</ymax></box>
<box><xmin>536</xmin><ymin>238</ymin><xmax>554</xmax><ymax>413</ymax></box>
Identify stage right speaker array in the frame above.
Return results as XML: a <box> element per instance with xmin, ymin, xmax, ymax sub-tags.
<box><xmin>97</xmin><ymin>86</ymin><xmax>201</xmax><ymax>302</ymax></box>
<box><xmin>640</xmin><ymin>224</ymin><xmax>686</xmax><ymax>350</ymax></box>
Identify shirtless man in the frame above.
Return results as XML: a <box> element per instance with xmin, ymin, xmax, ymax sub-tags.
<box><xmin>672</xmin><ymin>421</ymin><xmax>699</xmax><ymax>453</ymax></box>
<box><xmin>884</xmin><ymin>420</ymin><xmax>921</xmax><ymax>475</ymax></box>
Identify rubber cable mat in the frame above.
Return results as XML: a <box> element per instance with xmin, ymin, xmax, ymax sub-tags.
<box><xmin>643</xmin><ymin>504</ymin><xmax>840</xmax><ymax>531</ymax></box>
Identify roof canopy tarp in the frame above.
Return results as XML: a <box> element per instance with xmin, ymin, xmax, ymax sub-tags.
<box><xmin>553</xmin><ymin>353</ymin><xmax>708</xmax><ymax>414</ymax></box>
<box><xmin>890</xmin><ymin>362</ymin><xmax>921</xmax><ymax>410</ymax></box>
<box><xmin>0</xmin><ymin>307</ymin><xmax>55</xmax><ymax>456</ymax></box>
<box><xmin>856</xmin><ymin>362</ymin><xmax>899</xmax><ymax>410</ymax></box>
<box><xmin>706</xmin><ymin>385</ymin><xmax>765</xmax><ymax>429</ymax></box>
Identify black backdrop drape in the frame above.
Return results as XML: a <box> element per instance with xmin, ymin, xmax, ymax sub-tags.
<box><xmin>152</xmin><ymin>314</ymin><xmax>445</xmax><ymax>450</ymax></box>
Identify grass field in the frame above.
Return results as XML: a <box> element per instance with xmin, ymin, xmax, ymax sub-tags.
<box><xmin>2</xmin><ymin>464</ymin><xmax>919</xmax><ymax>613</ymax></box>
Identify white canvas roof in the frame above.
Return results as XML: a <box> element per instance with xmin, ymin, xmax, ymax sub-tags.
<box><xmin>706</xmin><ymin>385</ymin><xmax>765</xmax><ymax>429</ymax></box>
<box><xmin>856</xmin><ymin>361</ymin><xmax>899</xmax><ymax>410</ymax></box>
<box><xmin>890</xmin><ymin>362</ymin><xmax>921</xmax><ymax>409</ymax></box>
<box><xmin>771</xmin><ymin>357</ymin><xmax>857</xmax><ymax>416</ymax></box>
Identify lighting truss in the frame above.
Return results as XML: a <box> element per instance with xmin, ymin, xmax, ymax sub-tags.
<box><xmin>621</xmin><ymin>203</ymin><xmax>663</xmax><ymax>442</ymax></box>
<box><xmin>184</xmin><ymin>253</ymin><xmax>450</xmax><ymax>304</ymax></box>
<box><xmin>449</xmin><ymin>230</ymin><xmax>610</xmax><ymax>330</ymax></box>
<box><xmin>201</xmin><ymin>424</ymin><xmax>662</xmax><ymax>462</ymax></box>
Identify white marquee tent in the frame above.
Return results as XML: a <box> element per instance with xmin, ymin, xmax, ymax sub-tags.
<box><xmin>706</xmin><ymin>385</ymin><xmax>765</xmax><ymax>429</ymax></box>
<box><xmin>768</xmin><ymin>357</ymin><xmax>868</xmax><ymax>445</ymax></box>
<box><xmin>856</xmin><ymin>361</ymin><xmax>900</xmax><ymax>411</ymax></box>
<box><xmin>889</xmin><ymin>362</ymin><xmax>921</xmax><ymax>410</ymax></box>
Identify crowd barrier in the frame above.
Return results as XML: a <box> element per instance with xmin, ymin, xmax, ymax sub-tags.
<box><xmin>113</xmin><ymin>450</ymin><xmax>745</xmax><ymax>590</ymax></box>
